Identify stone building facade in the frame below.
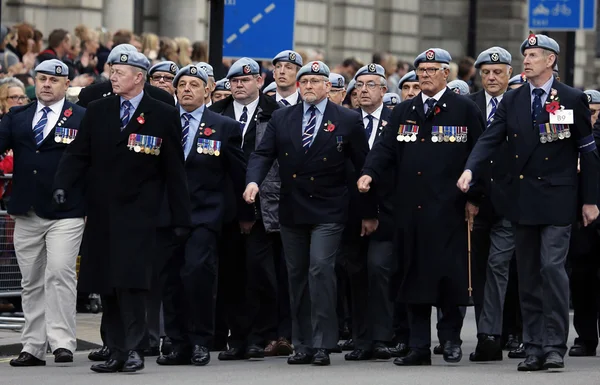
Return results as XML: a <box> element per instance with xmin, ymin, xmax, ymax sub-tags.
<box><xmin>2</xmin><ymin>0</ymin><xmax>599</xmax><ymax>87</ymax></box>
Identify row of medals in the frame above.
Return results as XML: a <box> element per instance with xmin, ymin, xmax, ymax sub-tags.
<box><xmin>431</xmin><ymin>133</ymin><xmax>468</xmax><ymax>143</ymax></box>
<box><xmin>198</xmin><ymin>145</ymin><xmax>220</xmax><ymax>156</ymax></box>
<box><xmin>539</xmin><ymin>129</ymin><xmax>571</xmax><ymax>143</ymax></box>
<box><xmin>129</xmin><ymin>143</ymin><xmax>161</xmax><ymax>155</ymax></box>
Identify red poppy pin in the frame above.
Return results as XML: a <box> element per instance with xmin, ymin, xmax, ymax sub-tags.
<box><xmin>137</xmin><ymin>113</ymin><xmax>145</xmax><ymax>124</ymax></box>
<box><xmin>324</xmin><ymin>120</ymin><xmax>336</xmax><ymax>132</ymax></box>
<box><xmin>545</xmin><ymin>88</ymin><xmax>562</xmax><ymax>114</ymax></box>
<box><xmin>203</xmin><ymin>127</ymin><xmax>214</xmax><ymax>136</ymax></box>
<box><xmin>434</xmin><ymin>106</ymin><xmax>441</xmax><ymax>115</ymax></box>
<box><xmin>63</xmin><ymin>107</ymin><xmax>73</xmax><ymax>118</ymax></box>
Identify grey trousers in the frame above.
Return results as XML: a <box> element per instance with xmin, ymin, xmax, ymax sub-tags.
<box><xmin>280</xmin><ymin>223</ymin><xmax>344</xmax><ymax>354</ymax></box>
<box><xmin>348</xmin><ymin>239</ymin><xmax>396</xmax><ymax>350</ymax></box>
<box><xmin>477</xmin><ymin>218</ymin><xmax>516</xmax><ymax>336</ymax></box>
<box><xmin>515</xmin><ymin>224</ymin><xmax>571</xmax><ymax>358</ymax></box>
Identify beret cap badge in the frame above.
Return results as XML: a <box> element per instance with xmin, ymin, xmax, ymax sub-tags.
<box><xmin>243</xmin><ymin>64</ymin><xmax>251</xmax><ymax>74</ymax></box>
<box><xmin>190</xmin><ymin>66</ymin><xmax>198</xmax><ymax>75</ymax></box>
<box><xmin>311</xmin><ymin>62</ymin><xmax>320</xmax><ymax>72</ymax></box>
<box><xmin>120</xmin><ymin>54</ymin><xmax>128</xmax><ymax>62</ymax></box>
<box><xmin>425</xmin><ymin>50</ymin><xmax>435</xmax><ymax>61</ymax></box>
<box><xmin>55</xmin><ymin>66</ymin><xmax>63</xmax><ymax>74</ymax></box>
<box><xmin>368</xmin><ymin>63</ymin><xmax>376</xmax><ymax>72</ymax></box>
<box><xmin>490</xmin><ymin>53</ymin><xmax>499</xmax><ymax>62</ymax></box>
<box><xmin>289</xmin><ymin>52</ymin><xmax>296</xmax><ymax>61</ymax></box>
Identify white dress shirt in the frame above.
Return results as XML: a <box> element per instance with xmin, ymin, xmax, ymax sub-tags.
<box><xmin>362</xmin><ymin>103</ymin><xmax>383</xmax><ymax>149</ymax></box>
<box><xmin>421</xmin><ymin>87</ymin><xmax>447</xmax><ymax>107</ymax></box>
<box><xmin>32</xmin><ymin>98</ymin><xmax>65</xmax><ymax>140</ymax></box>
<box><xmin>485</xmin><ymin>92</ymin><xmax>504</xmax><ymax>120</ymax></box>
<box><xmin>233</xmin><ymin>97</ymin><xmax>259</xmax><ymax>142</ymax></box>
<box><xmin>276</xmin><ymin>91</ymin><xmax>299</xmax><ymax>106</ymax></box>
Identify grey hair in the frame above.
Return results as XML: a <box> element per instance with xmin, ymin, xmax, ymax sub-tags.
<box><xmin>441</xmin><ymin>63</ymin><xmax>450</xmax><ymax>70</ymax></box>
<box><xmin>380</xmin><ymin>77</ymin><xmax>388</xmax><ymax>87</ymax></box>
<box><xmin>0</xmin><ymin>77</ymin><xmax>24</xmax><ymax>88</ymax></box>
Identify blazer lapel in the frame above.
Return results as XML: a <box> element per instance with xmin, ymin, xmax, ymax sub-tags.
<box><xmin>21</xmin><ymin>103</ymin><xmax>37</xmax><ymax>145</ymax></box>
<box><xmin>39</xmin><ymin>102</ymin><xmax>74</xmax><ymax>147</ymax></box>
<box><xmin>475</xmin><ymin>91</ymin><xmax>487</xmax><ymax>123</ymax></box>
<box><xmin>375</xmin><ymin>107</ymin><xmax>392</xmax><ymax>144</ymax></box>
<box><xmin>305</xmin><ymin>100</ymin><xmax>337</xmax><ymax>158</ymax></box>
<box><xmin>288</xmin><ymin>104</ymin><xmax>304</xmax><ymax>154</ymax></box>
<box><xmin>223</xmin><ymin>100</ymin><xmax>236</xmax><ymax>120</ymax></box>
<box><xmin>515</xmin><ymin>85</ymin><xmax>539</xmax><ymax>171</ymax></box>
<box><xmin>186</xmin><ymin>108</ymin><xmax>214</xmax><ymax>164</ymax></box>
<box><xmin>411</xmin><ymin>95</ymin><xmax>426</xmax><ymax>122</ymax></box>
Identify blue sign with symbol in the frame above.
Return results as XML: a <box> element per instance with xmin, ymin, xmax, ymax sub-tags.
<box><xmin>223</xmin><ymin>0</ymin><xmax>296</xmax><ymax>60</ymax></box>
<box><xmin>528</xmin><ymin>0</ymin><xmax>596</xmax><ymax>30</ymax></box>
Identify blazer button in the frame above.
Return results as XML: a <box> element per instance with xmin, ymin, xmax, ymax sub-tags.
<box><xmin>545</xmin><ymin>157</ymin><xmax>549</xmax><ymax>160</ymax></box>
<box><xmin>36</xmin><ymin>150</ymin><xmax>40</xmax><ymax>154</ymax></box>
<box><xmin>323</xmin><ymin>157</ymin><xmax>327</xmax><ymax>161</ymax></box>
<box><xmin>292</xmin><ymin>174</ymin><xmax>296</xmax><ymax>178</ymax></box>
<box><xmin>285</xmin><ymin>152</ymin><xmax>288</xmax><ymax>156</ymax></box>
<box><xmin>420</xmin><ymin>138</ymin><xmax>425</xmax><ymax>142</ymax></box>
<box><xmin>33</xmin><ymin>170</ymin><xmax>37</xmax><ymax>174</ymax></box>
<box><xmin>514</xmin><ymin>134</ymin><xmax>518</xmax><ymax>137</ymax></box>
<box><xmin>519</xmin><ymin>175</ymin><xmax>524</xmax><ymax>179</ymax></box>
<box><xmin>417</xmin><ymin>205</ymin><xmax>422</xmax><ymax>209</ymax></box>
<box><xmin>490</xmin><ymin>160</ymin><xmax>493</xmax><ymax>164</ymax></box>
<box><xmin>515</xmin><ymin>155</ymin><xmax>518</xmax><ymax>159</ymax></box>
<box><xmin>417</xmin><ymin>171</ymin><xmax>422</xmax><ymax>176</ymax></box>
<box><xmin>490</xmin><ymin>178</ymin><xmax>494</xmax><ymax>182</ymax></box>
<box><xmin>310</xmin><ymin>177</ymin><xmax>314</xmax><ymax>181</ymax></box>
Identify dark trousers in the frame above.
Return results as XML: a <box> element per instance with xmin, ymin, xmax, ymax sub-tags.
<box><xmin>392</xmin><ymin>299</ymin><xmax>410</xmax><ymax>344</ymax></box>
<box><xmin>274</xmin><ymin>239</ymin><xmax>292</xmax><ymax>340</ymax></box>
<box><xmin>515</xmin><ymin>224</ymin><xmax>571</xmax><ymax>357</ymax></box>
<box><xmin>501</xmin><ymin>257</ymin><xmax>522</xmax><ymax>340</ymax></box>
<box><xmin>280</xmin><ymin>223</ymin><xmax>344</xmax><ymax>354</ymax></box>
<box><xmin>246</xmin><ymin>221</ymin><xmax>280</xmax><ymax>346</ymax></box>
<box><xmin>345</xmin><ymin>237</ymin><xmax>396</xmax><ymax>350</ymax></box>
<box><xmin>146</xmin><ymin>246</ymin><xmax>164</xmax><ymax>349</ymax></box>
<box><xmin>102</xmin><ymin>288</ymin><xmax>148</xmax><ymax>360</ymax></box>
<box><xmin>161</xmin><ymin>226</ymin><xmax>219</xmax><ymax>349</ymax></box>
<box><xmin>569</xmin><ymin>223</ymin><xmax>600</xmax><ymax>349</ymax></box>
<box><xmin>408</xmin><ymin>303</ymin><xmax>463</xmax><ymax>354</ymax></box>
<box><xmin>216</xmin><ymin>220</ymin><xmax>248</xmax><ymax>349</ymax></box>
<box><xmin>471</xmin><ymin>216</ymin><xmax>493</xmax><ymax>325</ymax></box>
<box><xmin>335</xmin><ymin>247</ymin><xmax>352</xmax><ymax>337</ymax></box>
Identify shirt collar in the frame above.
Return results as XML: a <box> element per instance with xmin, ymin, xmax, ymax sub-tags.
<box><xmin>303</xmin><ymin>97</ymin><xmax>328</xmax><ymax>115</ymax></box>
<box><xmin>485</xmin><ymin>91</ymin><xmax>504</xmax><ymax>106</ymax></box>
<box><xmin>529</xmin><ymin>76</ymin><xmax>554</xmax><ymax>97</ymax></box>
<box><xmin>421</xmin><ymin>87</ymin><xmax>447</xmax><ymax>104</ymax></box>
<box><xmin>276</xmin><ymin>91</ymin><xmax>299</xmax><ymax>105</ymax></box>
<box><xmin>233</xmin><ymin>96</ymin><xmax>260</xmax><ymax>113</ymax></box>
<box><xmin>362</xmin><ymin>103</ymin><xmax>384</xmax><ymax>121</ymax></box>
<box><xmin>120</xmin><ymin>90</ymin><xmax>144</xmax><ymax>110</ymax></box>
<box><xmin>179</xmin><ymin>104</ymin><xmax>205</xmax><ymax>122</ymax></box>
<box><xmin>37</xmin><ymin>98</ymin><xmax>65</xmax><ymax>115</ymax></box>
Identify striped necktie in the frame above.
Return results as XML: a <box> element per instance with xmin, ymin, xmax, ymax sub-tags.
<box><xmin>239</xmin><ymin>106</ymin><xmax>248</xmax><ymax>131</ymax></box>
<box><xmin>487</xmin><ymin>97</ymin><xmax>498</xmax><ymax>127</ymax></box>
<box><xmin>365</xmin><ymin>114</ymin><xmax>374</xmax><ymax>140</ymax></box>
<box><xmin>532</xmin><ymin>88</ymin><xmax>544</xmax><ymax>124</ymax></box>
<box><xmin>121</xmin><ymin>100</ymin><xmax>132</xmax><ymax>129</ymax></box>
<box><xmin>280</xmin><ymin>99</ymin><xmax>290</xmax><ymax>106</ymax></box>
<box><xmin>33</xmin><ymin>106</ymin><xmax>51</xmax><ymax>147</ymax></box>
<box><xmin>181</xmin><ymin>113</ymin><xmax>191</xmax><ymax>149</ymax></box>
<box><xmin>302</xmin><ymin>105</ymin><xmax>317</xmax><ymax>152</ymax></box>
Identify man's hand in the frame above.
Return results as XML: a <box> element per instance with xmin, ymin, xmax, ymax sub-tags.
<box><xmin>582</xmin><ymin>204</ymin><xmax>599</xmax><ymax>227</ymax></box>
<box><xmin>465</xmin><ymin>202</ymin><xmax>479</xmax><ymax>231</ymax></box>
<box><xmin>243</xmin><ymin>183</ymin><xmax>259</xmax><ymax>204</ymax></box>
<box><xmin>361</xmin><ymin>219</ymin><xmax>379</xmax><ymax>237</ymax></box>
<box><xmin>239</xmin><ymin>221</ymin><xmax>255</xmax><ymax>234</ymax></box>
<box><xmin>357</xmin><ymin>175</ymin><xmax>372</xmax><ymax>193</ymax></box>
<box><xmin>577</xmin><ymin>158</ymin><xmax>581</xmax><ymax>174</ymax></box>
<box><xmin>53</xmin><ymin>189</ymin><xmax>67</xmax><ymax>206</ymax></box>
<box><xmin>457</xmin><ymin>170</ymin><xmax>473</xmax><ymax>193</ymax></box>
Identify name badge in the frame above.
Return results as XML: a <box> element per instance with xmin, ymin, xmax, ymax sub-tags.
<box><xmin>550</xmin><ymin>109</ymin><xmax>574</xmax><ymax>125</ymax></box>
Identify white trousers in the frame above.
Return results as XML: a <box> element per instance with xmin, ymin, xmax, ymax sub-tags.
<box><xmin>13</xmin><ymin>212</ymin><xmax>85</xmax><ymax>359</ymax></box>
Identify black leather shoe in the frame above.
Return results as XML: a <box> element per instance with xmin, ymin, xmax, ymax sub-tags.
<box><xmin>543</xmin><ymin>351</ymin><xmax>564</xmax><ymax>369</ymax></box>
<box><xmin>443</xmin><ymin>341</ymin><xmax>462</xmax><ymax>363</ymax></box>
<box><xmin>469</xmin><ymin>335</ymin><xmax>503</xmax><ymax>362</ymax></box>
<box><xmin>88</xmin><ymin>346</ymin><xmax>111</xmax><ymax>362</ymax></box>
<box><xmin>9</xmin><ymin>352</ymin><xmax>46</xmax><ymax>367</ymax></box>
<box><xmin>312</xmin><ymin>349</ymin><xmax>330</xmax><ymax>366</ymax></box>
<box><xmin>161</xmin><ymin>337</ymin><xmax>173</xmax><ymax>355</ymax></box>
<box><xmin>287</xmin><ymin>352</ymin><xmax>313</xmax><ymax>365</ymax></box>
<box><xmin>142</xmin><ymin>346</ymin><xmax>160</xmax><ymax>357</ymax></box>
<box><xmin>504</xmin><ymin>334</ymin><xmax>521</xmax><ymax>351</ymax></box>
<box><xmin>156</xmin><ymin>350</ymin><xmax>192</xmax><ymax>365</ymax></box>
<box><xmin>245</xmin><ymin>344</ymin><xmax>265</xmax><ymax>359</ymax></box>
<box><xmin>341</xmin><ymin>339</ymin><xmax>354</xmax><ymax>351</ymax></box>
<box><xmin>90</xmin><ymin>359</ymin><xmax>125</xmax><ymax>373</ymax></box>
<box><xmin>393</xmin><ymin>350</ymin><xmax>431</xmax><ymax>366</ymax></box>
<box><xmin>569</xmin><ymin>344</ymin><xmax>596</xmax><ymax>357</ymax></box>
<box><xmin>508</xmin><ymin>343</ymin><xmax>526</xmax><ymax>359</ymax></box>
<box><xmin>390</xmin><ymin>342</ymin><xmax>410</xmax><ymax>358</ymax></box>
<box><xmin>191</xmin><ymin>345</ymin><xmax>210</xmax><ymax>366</ymax></box>
<box><xmin>517</xmin><ymin>355</ymin><xmax>544</xmax><ymax>371</ymax></box>
<box><xmin>122</xmin><ymin>350</ymin><xmax>144</xmax><ymax>373</ymax></box>
<box><xmin>329</xmin><ymin>345</ymin><xmax>342</xmax><ymax>354</ymax></box>
<box><xmin>433</xmin><ymin>344</ymin><xmax>443</xmax><ymax>355</ymax></box>
<box><xmin>53</xmin><ymin>348</ymin><xmax>73</xmax><ymax>363</ymax></box>
<box><xmin>218</xmin><ymin>347</ymin><xmax>245</xmax><ymax>361</ymax></box>
<box><xmin>345</xmin><ymin>349</ymin><xmax>373</xmax><ymax>361</ymax></box>
<box><xmin>373</xmin><ymin>342</ymin><xmax>392</xmax><ymax>360</ymax></box>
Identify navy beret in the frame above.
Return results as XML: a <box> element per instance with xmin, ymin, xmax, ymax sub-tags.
<box><xmin>521</xmin><ymin>33</ymin><xmax>560</xmax><ymax>55</ymax></box>
<box><xmin>173</xmin><ymin>64</ymin><xmax>208</xmax><ymax>86</ymax></box>
<box><xmin>448</xmin><ymin>80</ymin><xmax>470</xmax><ymax>95</ymax></box>
<box><xmin>383</xmin><ymin>93</ymin><xmax>400</xmax><ymax>106</ymax></box>
<box><xmin>414</xmin><ymin>48</ymin><xmax>452</xmax><ymax>67</ymax></box>
<box><xmin>214</xmin><ymin>78</ymin><xmax>231</xmax><ymax>91</ymax></box>
<box><xmin>196</xmin><ymin>62</ymin><xmax>214</xmax><ymax>77</ymax></box>
<box><xmin>262</xmin><ymin>82</ymin><xmax>277</xmax><ymax>94</ymax></box>
<box><xmin>354</xmin><ymin>63</ymin><xmax>386</xmax><ymax>79</ymax></box>
<box><xmin>584</xmin><ymin>90</ymin><xmax>600</xmax><ymax>104</ymax></box>
<box><xmin>474</xmin><ymin>46</ymin><xmax>512</xmax><ymax>68</ymax></box>
<box><xmin>508</xmin><ymin>73</ymin><xmax>527</xmax><ymax>86</ymax></box>
<box><xmin>296</xmin><ymin>61</ymin><xmax>330</xmax><ymax>80</ymax></box>
<box><xmin>329</xmin><ymin>73</ymin><xmax>345</xmax><ymax>89</ymax></box>
<box><xmin>107</xmin><ymin>44</ymin><xmax>138</xmax><ymax>65</ymax></box>
<box><xmin>398</xmin><ymin>70</ymin><xmax>418</xmax><ymax>89</ymax></box>
<box><xmin>35</xmin><ymin>59</ymin><xmax>68</xmax><ymax>77</ymax></box>
<box><xmin>272</xmin><ymin>50</ymin><xmax>303</xmax><ymax>67</ymax></box>
<box><xmin>149</xmin><ymin>61</ymin><xmax>179</xmax><ymax>76</ymax></box>
<box><xmin>109</xmin><ymin>50</ymin><xmax>150</xmax><ymax>71</ymax></box>
<box><xmin>227</xmin><ymin>58</ymin><xmax>260</xmax><ymax>78</ymax></box>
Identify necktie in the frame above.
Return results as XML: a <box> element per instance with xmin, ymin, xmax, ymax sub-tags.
<box><xmin>121</xmin><ymin>100</ymin><xmax>132</xmax><ymax>129</ymax></box>
<box><xmin>302</xmin><ymin>105</ymin><xmax>317</xmax><ymax>152</ymax></box>
<box><xmin>33</xmin><ymin>106</ymin><xmax>51</xmax><ymax>147</ymax></box>
<box><xmin>239</xmin><ymin>106</ymin><xmax>248</xmax><ymax>131</ymax></box>
<box><xmin>424</xmin><ymin>98</ymin><xmax>437</xmax><ymax>118</ymax></box>
<box><xmin>280</xmin><ymin>99</ymin><xmax>290</xmax><ymax>106</ymax></box>
<box><xmin>487</xmin><ymin>97</ymin><xmax>498</xmax><ymax>127</ymax></box>
<box><xmin>365</xmin><ymin>115</ymin><xmax>374</xmax><ymax>140</ymax></box>
<box><xmin>181</xmin><ymin>113</ymin><xmax>191</xmax><ymax>149</ymax></box>
<box><xmin>532</xmin><ymin>88</ymin><xmax>544</xmax><ymax>124</ymax></box>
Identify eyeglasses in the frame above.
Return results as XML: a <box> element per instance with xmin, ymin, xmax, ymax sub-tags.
<box><xmin>355</xmin><ymin>82</ymin><xmax>381</xmax><ymax>90</ymax></box>
<box><xmin>299</xmin><ymin>79</ymin><xmax>326</xmax><ymax>86</ymax></box>
<box><xmin>416</xmin><ymin>67</ymin><xmax>444</xmax><ymax>76</ymax></box>
<box><xmin>151</xmin><ymin>75</ymin><xmax>175</xmax><ymax>82</ymax></box>
<box><xmin>7</xmin><ymin>95</ymin><xmax>28</xmax><ymax>102</ymax></box>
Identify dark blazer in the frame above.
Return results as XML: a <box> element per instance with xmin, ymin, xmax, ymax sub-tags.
<box><xmin>247</xmin><ymin>99</ymin><xmax>377</xmax><ymax>225</ymax></box>
<box><xmin>0</xmin><ymin>100</ymin><xmax>86</xmax><ymax>219</ymax></box>
<box><xmin>466</xmin><ymin>79</ymin><xmax>600</xmax><ymax>226</ymax></box>
<box><xmin>468</xmin><ymin>90</ymin><xmax>511</xmax><ymax>220</ymax></box>
<box><xmin>363</xmin><ymin>88</ymin><xmax>485</xmax><ymax>305</ymax></box>
<box><xmin>158</xmin><ymin>108</ymin><xmax>253</xmax><ymax>231</ymax></box>
<box><xmin>54</xmin><ymin>92</ymin><xmax>191</xmax><ymax>294</ymax></box>
<box><xmin>77</xmin><ymin>81</ymin><xmax>175</xmax><ymax>108</ymax></box>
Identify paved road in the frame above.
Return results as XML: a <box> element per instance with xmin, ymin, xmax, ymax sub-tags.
<box><xmin>2</xmin><ymin>309</ymin><xmax>599</xmax><ymax>385</ymax></box>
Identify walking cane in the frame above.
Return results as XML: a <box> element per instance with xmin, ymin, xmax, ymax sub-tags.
<box><xmin>467</xmin><ymin>218</ymin><xmax>474</xmax><ymax>306</ymax></box>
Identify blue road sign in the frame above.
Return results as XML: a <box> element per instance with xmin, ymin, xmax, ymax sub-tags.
<box><xmin>223</xmin><ymin>0</ymin><xmax>296</xmax><ymax>60</ymax></box>
<box><xmin>528</xmin><ymin>0</ymin><xmax>596</xmax><ymax>30</ymax></box>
